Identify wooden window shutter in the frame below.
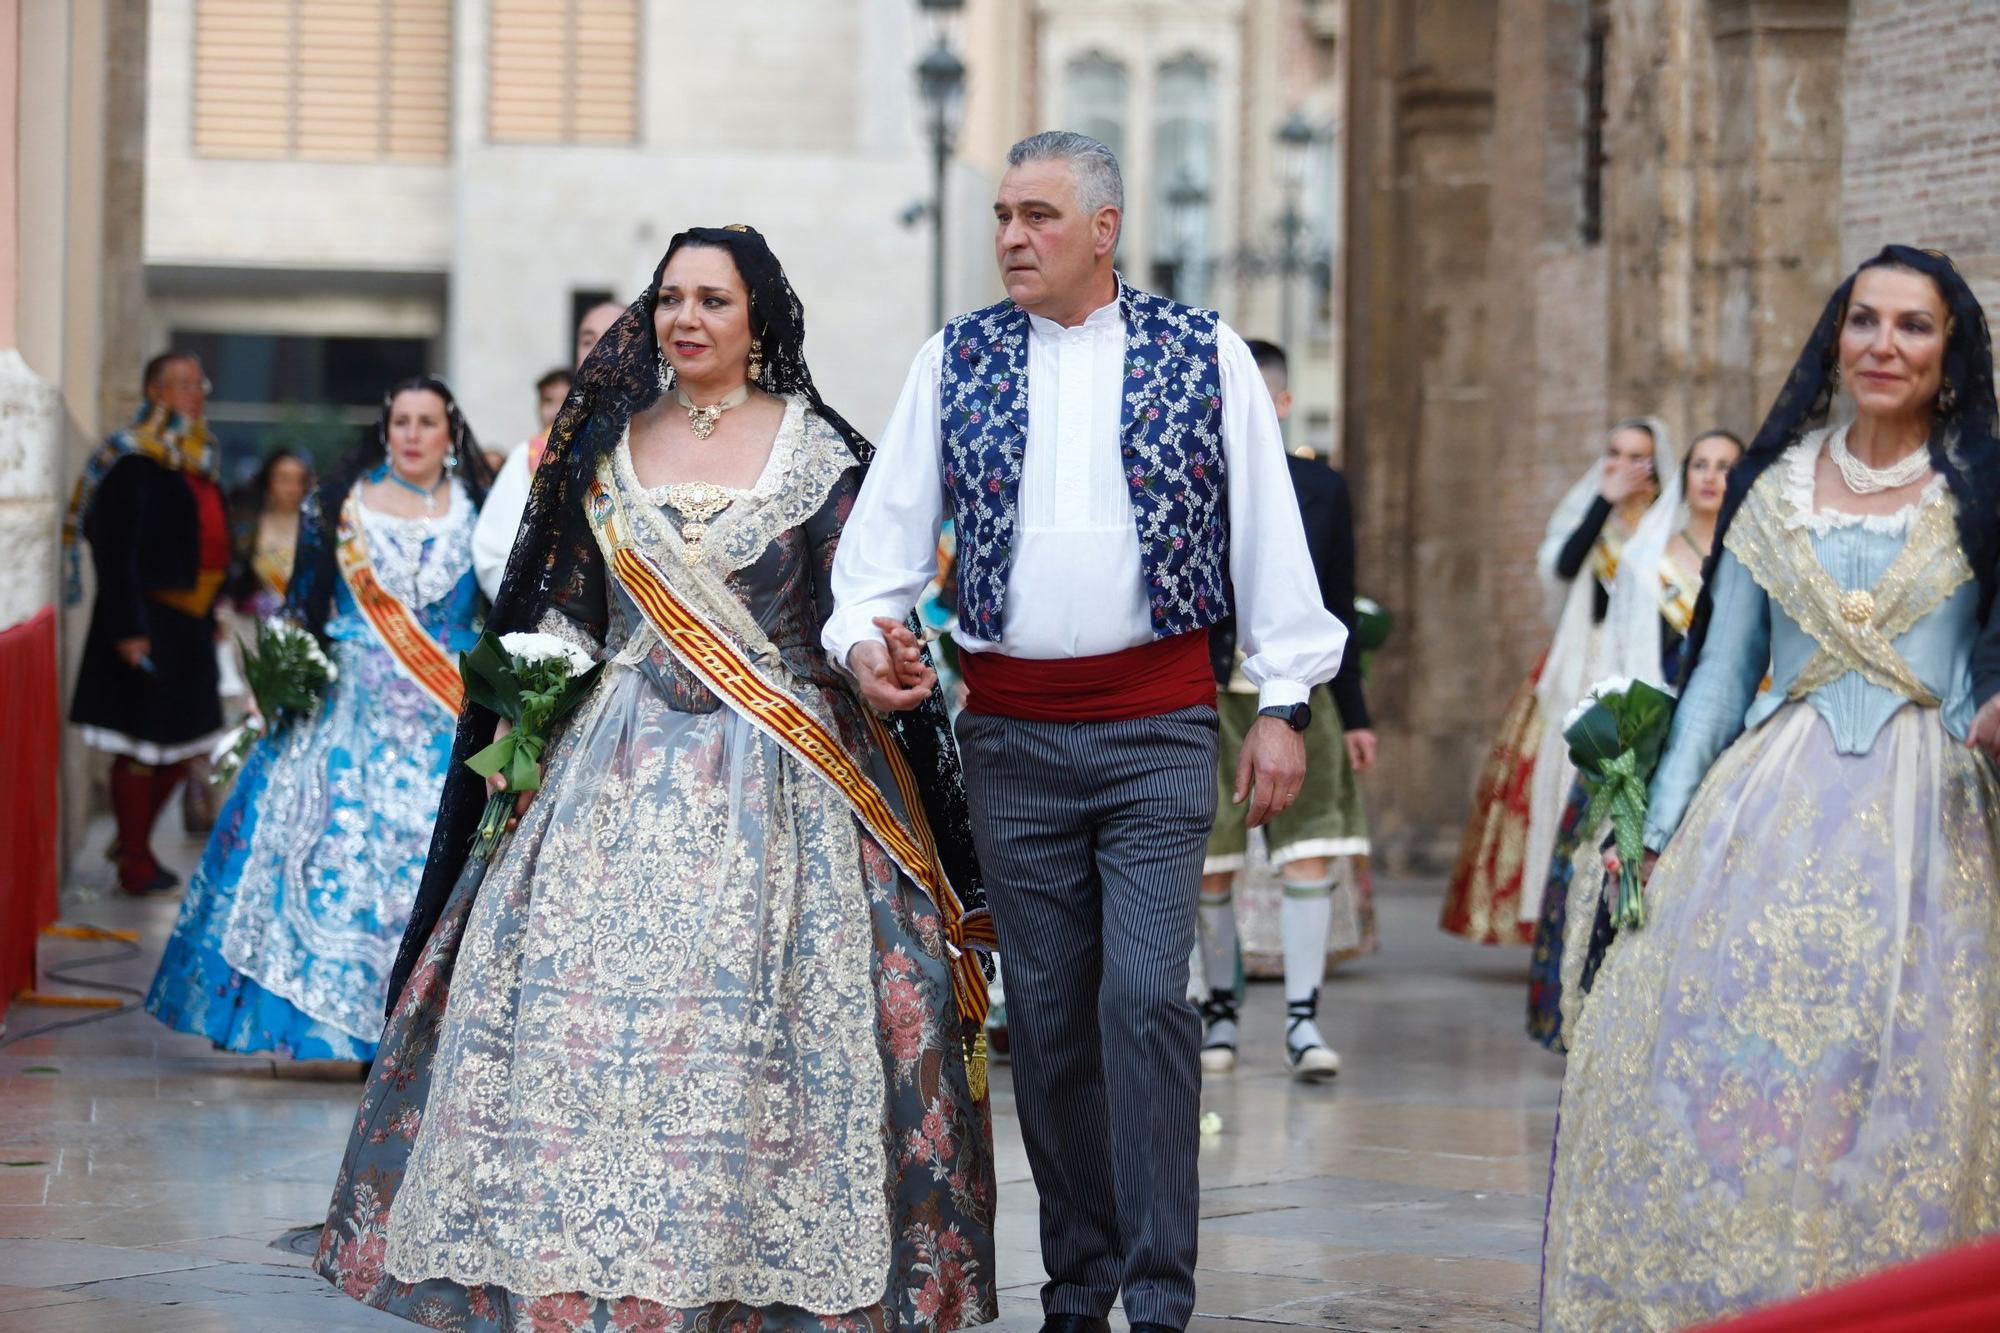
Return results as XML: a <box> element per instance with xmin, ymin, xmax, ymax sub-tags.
<box><xmin>490</xmin><ymin>0</ymin><xmax>638</xmax><ymax>144</ymax></box>
<box><xmin>192</xmin><ymin>0</ymin><xmax>451</xmax><ymax>162</ymax></box>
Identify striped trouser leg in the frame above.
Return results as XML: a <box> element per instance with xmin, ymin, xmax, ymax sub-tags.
<box><xmin>957</xmin><ymin>708</ymin><xmax>1122</xmax><ymax>1318</ymax></box>
<box><xmin>1083</xmin><ymin>708</ymin><xmax>1216</xmax><ymax>1328</ymax></box>
<box><xmin>956</xmin><ymin>706</ymin><xmax>1218</xmax><ymax>1329</ymax></box>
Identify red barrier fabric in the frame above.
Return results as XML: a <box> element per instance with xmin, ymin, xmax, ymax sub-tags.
<box><xmin>0</xmin><ymin>605</ymin><xmax>60</xmax><ymax>1017</ymax></box>
<box><xmin>1694</xmin><ymin>1236</ymin><xmax>2000</xmax><ymax>1332</ymax></box>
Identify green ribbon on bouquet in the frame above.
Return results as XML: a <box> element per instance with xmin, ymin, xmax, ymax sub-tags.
<box><xmin>1581</xmin><ymin>748</ymin><xmax>1649</xmax><ymax>930</ymax></box>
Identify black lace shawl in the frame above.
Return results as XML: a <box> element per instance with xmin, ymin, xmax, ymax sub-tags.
<box><xmin>1680</xmin><ymin>245</ymin><xmax>2000</xmax><ymax>696</ymax></box>
<box><xmin>385</xmin><ymin>227</ymin><xmax>983</xmax><ymax>1013</ymax></box>
<box><xmin>286</xmin><ymin>376</ymin><xmax>491</xmax><ymax>640</ymax></box>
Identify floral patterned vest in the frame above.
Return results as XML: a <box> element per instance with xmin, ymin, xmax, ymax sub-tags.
<box><xmin>939</xmin><ymin>279</ymin><xmax>1228</xmax><ymax>643</ymax></box>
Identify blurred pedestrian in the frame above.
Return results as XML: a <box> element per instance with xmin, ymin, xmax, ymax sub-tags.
<box><xmin>65</xmin><ymin>352</ymin><xmax>229</xmax><ymax>895</ymax></box>
<box><xmin>472</xmin><ymin>304</ymin><xmax>619</xmax><ymax>599</ymax></box>
<box><xmin>145</xmin><ymin>377</ymin><xmax>490</xmax><ymax>1062</ymax></box>
<box><xmin>230</xmin><ymin>446</ymin><xmax>315</xmax><ymax>621</ymax></box>
<box><xmin>1439</xmin><ymin>418</ymin><xmax>1673</xmax><ymax>944</ymax></box>
<box><xmin>1196</xmin><ymin>338</ymin><xmax>1376</xmax><ymax>1082</ymax></box>
<box><xmin>1525</xmin><ymin>427</ymin><xmax>1742</xmax><ymax>1051</ymax></box>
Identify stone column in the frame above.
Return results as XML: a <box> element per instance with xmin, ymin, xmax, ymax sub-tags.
<box><xmin>1709</xmin><ymin>0</ymin><xmax>1850</xmax><ymax>430</ymax></box>
<box><xmin>1341</xmin><ymin>0</ymin><xmax>1497</xmax><ymax>870</ymax></box>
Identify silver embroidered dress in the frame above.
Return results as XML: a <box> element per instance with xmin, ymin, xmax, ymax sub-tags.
<box><xmin>317</xmin><ymin>395</ymin><xmax>998</xmax><ymax>1333</ymax></box>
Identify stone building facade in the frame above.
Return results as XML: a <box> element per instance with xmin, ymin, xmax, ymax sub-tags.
<box><xmin>1344</xmin><ymin>0</ymin><xmax>2000</xmax><ymax>868</ymax></box>
<box><xmin>958</xmin><ymin>0</ymin><xmax>1347</xmax><ymax>455</ymax></box>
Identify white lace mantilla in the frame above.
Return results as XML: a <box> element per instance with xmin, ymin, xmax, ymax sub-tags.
<box><xmin>357</xmin><ymin>481</ymin><xmax>476</xmax><ymax>610</ymax></box>
<box><xmin>1783</xmin><ymin>427</ymin><xmax>1949</xmax><ymax>537</ymax></box>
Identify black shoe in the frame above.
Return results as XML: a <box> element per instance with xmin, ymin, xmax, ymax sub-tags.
<box><xmin>1129</xmin><ymin>1324</ymin><xmax>1183</xmax><ymax>1333</ymax></box>
<box><xmin>121</xmin><ymin>867</ymin><xmax>181</xmax><ymax>897</ymax></box>
<box><xmin>1038</xmin><ymin>1317</ymin><xmax>1111</xmax><ymax>1333</ymax></box>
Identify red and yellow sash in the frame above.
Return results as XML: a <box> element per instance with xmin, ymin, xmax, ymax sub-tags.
<box><xmin>336</xmin><ymin>491</ymin><xmax>464</xmax><ymax>719</ymax></box>
<box><xmin>588</xmin><ymin>474</ymin><xmax>993</xmax><ymax>1025</ymax></box>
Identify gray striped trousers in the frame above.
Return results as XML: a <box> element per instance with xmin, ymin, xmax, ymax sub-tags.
<box><xmin>954</xmin><ymin>705</ymin><xmax>1218</xmax><ymax>1330</ymax></box>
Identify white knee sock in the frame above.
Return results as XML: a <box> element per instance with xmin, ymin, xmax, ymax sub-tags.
<box><xmin>1279</xmin><ymin>868</ymin><xmax>1339</xmax><ymax>1005</ymax></box>
<box><xmin>1198</xmin><ymin>884</ymin><xmax>1240</xmax><ymax>1000</ymax></box>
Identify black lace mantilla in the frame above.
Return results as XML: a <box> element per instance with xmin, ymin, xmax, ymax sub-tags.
<box><xmin>1681</xmin><ymin>245</ymin><xmax>2000</xmax><ymax>690</ymax></box>
<box><xmin>386</xmin><ymin>228</ymin><xmax>984</xmax><ymax>1012</ymax></box>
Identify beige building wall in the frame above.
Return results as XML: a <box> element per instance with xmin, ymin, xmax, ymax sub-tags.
<box><xmin>955</xmin><ymin>0</ymin><xmax>1346</xmax><ymax>455</ymax></box>
<box><xmin>7</xmin><ymin>0</ymin><xmax>152</xmax><ymax>863</ymax></box>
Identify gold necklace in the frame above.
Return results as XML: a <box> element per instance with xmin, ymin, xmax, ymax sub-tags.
<box><xmin>657</xmin><ymin>481</ymin><xmax>735</xmax><ymax>560</ymax></box>
<box><xmin>674</xmin><ymin>384</ymin><xmax>751</xmax><ymax>440</ymax></box>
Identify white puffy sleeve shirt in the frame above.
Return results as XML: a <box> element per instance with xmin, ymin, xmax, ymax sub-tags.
<box><xmin>822</xmin><ymin>308</ymin><xmax>1345</xmax><ymax>709</ymax></box>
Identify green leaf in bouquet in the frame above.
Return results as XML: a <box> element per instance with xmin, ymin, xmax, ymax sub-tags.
<box><xmin>1355</xmin><ymin>597</ymin><xmax>1394</xmax><ymax>653</ymax></box>
<box><xmin>1563</xmin><ymin>702</ymin><xmax>1625</xmax><ymax>774</ymax></box>
<box><xmin>459</xmin><ymin>632</ymin><xmax>526</xmax><ymax>719</ymax></box>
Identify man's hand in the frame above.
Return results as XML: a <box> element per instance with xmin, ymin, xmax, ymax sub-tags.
<box><xmin>1344</xmin><ymin>728</ymin><xmax>1378</xmax><ymax>774</ymax></box>
<box><xmin>116</xmin><ymin>636</ymin><xmax>152</xmax><ymax>670</ymax></box>
<box><xmin>873</xmin><ymin>616</ymin><xmax>932</xmax><ymax>689</ymax></box>
<box><xmin>1234</xmin><ymin>715</ymin><xmax>1307</xmax><ymax>829</ymax></box>
<box><xmin>1969</xmin><ymin>695</ymin><xmax>2000</xmax><ymax>762</ymax></box>
<box><xmin>848</xmin><ymin>633</ymin><xmax>935</xmax><ymax>714</ymax></box>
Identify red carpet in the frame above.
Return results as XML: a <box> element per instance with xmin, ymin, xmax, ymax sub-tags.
<box><xmin>1695</xmin><ymin>1236</ymin><xmax>2000</xmax><ymax>1331</ymax></box>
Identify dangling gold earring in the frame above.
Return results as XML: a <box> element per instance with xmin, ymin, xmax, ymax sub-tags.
<box><xmin>746</xmin><ymin>338</ymin><xmax>764</xmax><ymax>384</ymax></box>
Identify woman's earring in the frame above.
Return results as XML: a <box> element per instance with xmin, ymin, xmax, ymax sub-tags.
<box><xmin>657</xmin><ymin>350</ymin><xmax>673</xmax><ymax>394</ymax></box>
<box><xmin>1939</xmin><ymin>380</ymin><xmax>1959</xmax><ymax>415</ymax></box>
<box><xmin>445</xmin><ymin>446</ymin><xmax>459</xmax><ymax>471</ymax></box>
<box><xmin>747</xmin><ymin>338</ymin><xmax>764</xmax><ymax>383</ymax></box>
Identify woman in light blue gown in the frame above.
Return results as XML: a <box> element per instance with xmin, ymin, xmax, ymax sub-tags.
<box><xmin>146</xmin><ymin>379</ymin><xmax>489</xmax><ymax>1060</ymax></box>
<box><xmin>1543</xmin><ymin>246</ymin><xmax>2000</xmax><ymax>1329</ymax></box>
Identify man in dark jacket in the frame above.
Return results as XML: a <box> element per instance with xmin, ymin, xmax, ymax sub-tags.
<box><xmin>67</xmin><ymin>352</ymin><xmax>230</xmax><ymax>894</ymax></box>
<box><xmin>1198</xmin><ymin>339</ymin><xmax>1379</xmax><ymax>1080</ymax></box>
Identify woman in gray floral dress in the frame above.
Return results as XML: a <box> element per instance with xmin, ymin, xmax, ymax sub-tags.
<box><xmin>316</xmin><ymin>227</ymin><xmax>998</xmax><ymax>1333</ymax></box>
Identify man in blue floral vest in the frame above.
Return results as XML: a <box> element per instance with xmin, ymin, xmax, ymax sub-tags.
<box><xmin>825</xmin><ymin>131</ymin><xmax>1346</xmax><ymax>1333</ymax></box>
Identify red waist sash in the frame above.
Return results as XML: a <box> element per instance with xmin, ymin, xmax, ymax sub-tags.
<box><xmin>960</xmin><ymin>628</ymin><xmax>1216</xmax><ymax>722</ymax></box>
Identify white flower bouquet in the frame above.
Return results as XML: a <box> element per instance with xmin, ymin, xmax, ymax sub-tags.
<box><xmin>210</xmin><ymin>620</ymin><xmax>336</xmax><ymax>787</ymax></box>
<box><xmin>460</xmin><ymin>630</ymin><xmax>602</xmax><ymax>860</ymax></box>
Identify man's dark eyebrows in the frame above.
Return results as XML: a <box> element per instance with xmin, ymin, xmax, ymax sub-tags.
<box><xmin>994</xmin><ymin>198</ymin><xmax>1064</xmax><ymax>214</ymax></box>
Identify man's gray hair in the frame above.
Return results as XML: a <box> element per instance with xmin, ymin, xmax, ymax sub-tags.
<box><xmin>1006</xmin><ymin>131</ymin><xmax>1124</xmax><ymax>226</ymax></box>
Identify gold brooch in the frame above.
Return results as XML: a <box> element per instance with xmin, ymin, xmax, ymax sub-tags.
<box><xmin>1839</xmin><ymin>589</ymin><xmax>1876</xmax><ymax>625</ymax></box>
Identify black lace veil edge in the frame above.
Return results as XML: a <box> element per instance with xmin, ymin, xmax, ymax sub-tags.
<box><xmin>1678</xmin><ymin>244</ymin><xmax>2000</xmax><ymax>686</ymax></box>
<box><xmin>282</xmin><ymin>375</ymin><xmax>491</xmax><ymax>641</ymax></box>
<box><xmin>386</xmin><ymin>228</ymin><xmax>985</xmax><ymax>1014</ymax></box>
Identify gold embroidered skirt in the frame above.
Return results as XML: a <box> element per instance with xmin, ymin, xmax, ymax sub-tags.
<box><xmin>1543</xmin><ymin>702</ymin><xmax>2000</xmax><ymax>1329</ymax></box>
<box><xmin>1440</xmin><ymin>656</ymin><xmax>1543</xmax><ymax>945</ymax></box>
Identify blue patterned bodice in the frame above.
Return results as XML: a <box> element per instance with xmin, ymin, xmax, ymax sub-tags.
<box><xmin>938</xmin><ymin>278</ymin><xmax>1228</xmax><ymax>642</ymax></box>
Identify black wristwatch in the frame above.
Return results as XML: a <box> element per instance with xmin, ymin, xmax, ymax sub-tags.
<box><xmin>1258</xmin><ymin>701</ymin><xmax>1313</xmax><ymax>732</ymax></box>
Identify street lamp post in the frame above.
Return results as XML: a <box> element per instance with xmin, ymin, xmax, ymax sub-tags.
<box><xmin>915</xmin><ymin>0</ymin><xmax>967</xmax><ymax>332</ymax></box>
<box><xmin>1164</xmin><ymin>171</ymin><xmax>1210</xmax><ymax>303</ymax></box>
<box><xmin>1274</xmin><ymin>111</ymin><xmax>1317</xmax><ymax>357</ymax></box>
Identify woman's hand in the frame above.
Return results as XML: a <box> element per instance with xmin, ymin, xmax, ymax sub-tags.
<box><xmin>485</xmin><ymin>719</ymin><xmax>539</xmax><ymax>828</ymax></box>
<box><xmin>1602</xmin><ymin>846</ymin><xmax>1661</xmax><ymax>885</ymax></box>
<box><xmin>1967</xmin><ymin>695</ymin><xmax>2000</xmax><ymax>762</ymax></box>
<box><xmin>1600</xmin><ymin>455</ymin><xmax>1653</xmax><ymax>505</ymax></box>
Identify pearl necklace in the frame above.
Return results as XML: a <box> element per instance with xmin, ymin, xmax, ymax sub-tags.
<box><xmin>1828</xmin><ymin>424</ymin><xmax>1931</xmax><ymax>495</ymax></box>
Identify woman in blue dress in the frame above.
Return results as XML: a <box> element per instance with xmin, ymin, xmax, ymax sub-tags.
<box><xmin>146</xmin><ymin>378</ymin><xmax>491</xmax><ymax>1062</ymax></box>
<box><xmin>1542</xmin><ymin>247</ymin><xmax>2000</xmax><ymax>1327</ymax></box>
